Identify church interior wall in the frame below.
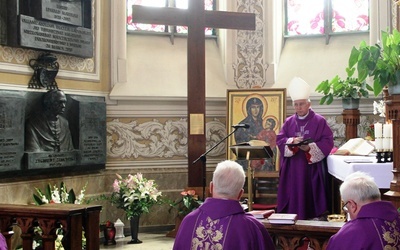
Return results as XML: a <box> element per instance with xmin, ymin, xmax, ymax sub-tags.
<box><xmin>0</xmin><ymin>0</ymin><xmax>389</xmax><ymax>231</ymax></box>
<box><xmin>0</xmin><ymin>0</ymin><xmax>117</xmax><ymax>225</ymax></box>
<box><xmin>275</xmin><ymin>33</ymin><xmax>369</xmax><ymax>91</ymax></box>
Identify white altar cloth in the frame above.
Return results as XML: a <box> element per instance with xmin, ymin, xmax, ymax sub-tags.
<box><xmin>327</xmin><ymin>155</ymin><xmax>394</xmax><ymax>189</ymax></box>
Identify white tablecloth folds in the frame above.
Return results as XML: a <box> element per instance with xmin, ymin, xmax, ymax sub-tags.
<box><xmin>327</xmin><ymin>155</ymin><xmax>394</xmax><ymax>189</ymax></box>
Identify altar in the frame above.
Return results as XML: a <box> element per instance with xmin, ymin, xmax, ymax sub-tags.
<box><xmin>327</xmin><ymin>155</ymin><xmax>393</xmax><ymax>188</ymax></box>
<box><xmin>326</xmin><ymin>154</ymin><xmax>394</xmax><ymax>213</ymax></box>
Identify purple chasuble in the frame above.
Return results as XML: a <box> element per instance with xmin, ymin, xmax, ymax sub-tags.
<box><xmin>173</xmin><ymin>198</ymin><xmax>275</xmax><ymax>250</ymax></box>
<box><xmin>327</xmin><ymin>201</ymin><xmax>400</xmax><ymax>249</ymax></box>
<box><xmin>276</xmin><ymin>109</ymin><xmax>333</xmax><ymax>220</ymax></box>
<box><xmin>0</xmin><ymin>233</ymin><xmax>7</xmax><ymax>250</ymax></box>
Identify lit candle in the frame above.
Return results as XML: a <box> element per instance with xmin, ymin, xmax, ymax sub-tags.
<box><xmin>383</xmin><ymin>123</ymin><xmax>391</xmax><ymax>138</ymax></box>
<box><xmin>375</xmin><ymin>138</ymin><xmax>383</xmax><ymax>151</ymax></box>
<box><xmin>374</xmin><ymin>122</ymin><xmax>382</xmax><ymax>138</ymax></box>
<box><xmin>383</xmin><ymin>138</ymin><xmax>391</xmax><ymax>151</ymax></box>
<box><xmin>389</xmin><ymin>123</ymin><xmax>393</xmax><ymax>151</ymax></box>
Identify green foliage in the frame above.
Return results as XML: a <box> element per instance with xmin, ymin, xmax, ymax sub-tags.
<box><xmin>32</xmin><ymin>182</ymin><xmax>87</xmax><ymax>205</ymax></box>
<box><xmin>30</xmin><ymin>182</ymin><xmax>88</xmax><ymax>250</ymax></box>
<box><xmin>315</xmin><ymin>40</ymin><xmax>376</xmax><ymax>105</ymax></box>
<box><xmin>100</xmin><ymin>173</ymin><xmax>163</xmax><ymax>220</ymax></box>
<box><xmin>168</xmin><ymin>189</ymin><xmax>203</xmax><ymax>217</ymax></box>
<box><xmin>351</xmin><ymin>30</ymin><xmax>400</xmax><ymax>96</ymax></box>
<box><xmin>315</xmin><ymin>60</ymin><xmax>372</xmax><ymax>105</ymax></box>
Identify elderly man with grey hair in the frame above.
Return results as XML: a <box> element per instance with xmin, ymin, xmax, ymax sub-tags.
<box><xmin>173</xmin><ymin>160</ymin><xmax>275</xmax><ymax>250</ymax></box>
<box><xmin>327</xmin><ymin>171</ymin><xmax>400</xmax><ymax>249</ymax></box>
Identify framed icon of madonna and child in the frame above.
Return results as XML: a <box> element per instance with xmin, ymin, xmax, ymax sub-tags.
<box><xmin>227</xmin><ymin>89</ymin><xmax>286</xmax><ymax>174</ymax></box>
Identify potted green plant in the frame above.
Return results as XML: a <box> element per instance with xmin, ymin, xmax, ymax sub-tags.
<box><xmin>166</xmin><ymin>189</ymin><xmax>203</xmax><ymax>238</ymax></box>
<box><xmin>315</xmin><ymin>52</ymin><xmax>372</xmax><ymax>107</ymax></box>
<box><xmin>351</xmin><ymin>29</ymin><xmax>400</xmax><ymax>96</ymax></box>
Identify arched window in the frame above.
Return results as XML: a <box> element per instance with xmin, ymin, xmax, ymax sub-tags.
<box><xmin>126</xmin><ymin>0</ymin><xmax>215</xmax><ymax>36</ymax></box>
<box><xmin>285</xmin><ymin>0</ymin><xmax>369</xmax><ymax>37</ymax></box>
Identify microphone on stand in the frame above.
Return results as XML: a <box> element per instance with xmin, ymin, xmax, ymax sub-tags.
<box><xmin>232</xmin><ymin>124</ymin><xmax>250</xmax><ymax>129</ymax></box>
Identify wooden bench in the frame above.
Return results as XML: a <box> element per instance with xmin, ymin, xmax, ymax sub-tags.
<box><xmin>0</xmin><ymin>203</ymin><xmax>101</xmax><ymax>250</ymax></box>
<box><xmin>263</xmin><ymin>219</ymin><xmax>344</xmax><ymax>250</ymax></box>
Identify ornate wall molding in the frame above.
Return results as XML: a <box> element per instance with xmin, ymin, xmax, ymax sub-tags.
<box><xmin>107</xmin><ymin>118</ymin><xmax>226</xmax><ymax>160</ymax></box>
<box><xmin>234</xmin><ymin>0</ymin><xmax>268</xmax><ymax>89</ymax></box>
<box><xmin>106</xmin><ymin>97</ymin><xmax>378</xmax><ymax>165</ymax></box>
<box><xmin>393</xmin><ymin>0</ymin><xmax>399</xmax><ymax>30</ymax></box>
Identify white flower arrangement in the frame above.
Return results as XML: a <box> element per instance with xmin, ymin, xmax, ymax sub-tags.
<box><xmin>30</xmin><ymin>182</ymin><xmax>88</xmax><ymax>250</ymax></box>
<box><xmin>107</xmin><ymin>173</ymin><xmax>163</xmax><ymax>219</ymax></box>
<box><xmin>33</xmin><ymin>182</ymin><xmax>87</xmax><ymax>205</ymax></box>
<box><xmin>373</xmin><ymin>100</ymin><xmax>386</xmax><ymax>117</ymax></box>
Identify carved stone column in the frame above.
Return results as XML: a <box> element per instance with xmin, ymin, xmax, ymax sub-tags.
<box><xmin>383</xmin><ymin>88</ymin><xmax>400</xmax><ymax>209</ymax></box>
<box><xmin>342</xmin><ymin>109</ymin><xmax>360</xmax><ymax>140</ymax></box>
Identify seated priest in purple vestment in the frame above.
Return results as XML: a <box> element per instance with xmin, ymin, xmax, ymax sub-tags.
<box><xmin>276</xmin><ymin>77</ymin><xmax>334</xmax><ymax>220</ymax></box>
<box><xmin>327</xmin><ymin>171</ymin><xmax>400</xmax><ymax>249</ymax></box>
<box><xmin>173</xmin><ymin>160</ymin><xmax>275</xmax><ymax>250</ymax></box>
<box><xmin>0</xmin><ymin>233</ymin><xmax>7</xmax><ymax>250</ymax></box>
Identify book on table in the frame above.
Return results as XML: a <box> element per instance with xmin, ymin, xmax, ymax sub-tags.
<box><xmin>334</xmin><ymin>138</ymin><xmax>375</xmax><ymax>156</ymax></box>
<box><xmin>248</xmin><ymin>210</ymin><xmax>275</xmax><ymax>219</ymax></box>
<box><xmin>267</xmin><ymin>213</ymin><xmax>298</xmax><ymax>225</ymax></box>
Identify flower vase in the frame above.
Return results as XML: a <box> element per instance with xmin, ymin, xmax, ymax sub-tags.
<box><xmin>128</xmin><ymin>215</ymin><xmax>142</xmax><ymax>244</ymax></box>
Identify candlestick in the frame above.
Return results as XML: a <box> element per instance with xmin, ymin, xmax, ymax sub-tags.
<box><xmin>374</xmin><ymin>122</ymin><xmax>382</xmax><ymax>138</ymax></box>
<box><xmin>376</xmin><ymin>151</ymin><xmax>386</xmax><ymax>163</ymax></box>
<box><xmin>385</xmin><ymin>151</ymin><xmax>393</xmax><ymax>162</ymax></box>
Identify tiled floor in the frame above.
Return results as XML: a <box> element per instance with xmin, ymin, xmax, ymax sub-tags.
<box><xmin>99</xmin><ymin>231</ymin><xmax>175</xmax><ymax>250</ymax></box>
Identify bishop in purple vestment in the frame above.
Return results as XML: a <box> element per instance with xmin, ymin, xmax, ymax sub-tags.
<box><xmin>327</xmin><ymin>172</ymin><xmax>400</xmax><ymax>249</ymax></box>
<box><xmin>173</xmin><ymin>160</ymin><xmax>275</xmax><ymax>250</ymax></box>
<box><xmin>276</xmin><ymin>77</ymin><xmax>334</xmax><ymax>220</ymax></box>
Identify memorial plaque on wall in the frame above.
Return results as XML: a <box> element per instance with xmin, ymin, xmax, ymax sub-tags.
<box><xmin>25</xmin><ymin>151</ymin><xmax>78</xmax><ymax>169</ymax></box>
<box><xmin>0</xmin><ymin>91</ymin><xmax>25</xmax><ymax>172</ymax></box>
<box><xmin>19</xmin><ymin>14</ymin><xmax>93</xmax><ymax>58</ymax></box>
<box><xmin>2</xmin><ymin>0</ymin><xmax>93</xmax><ymax>58</ymax></box>
<box><xmin>0</xmin><ymin>0</ymin><xmax>7</xmax><ymax>44</ymax></box>
<box><xmin>71</xmin><ymin>96</ymin><xmax>106</xmax><ymax>165</ymax></box>
<box><xmin>36</xmin><ymin>0</ymin><xmax>83</xmax><ymax>26</ymax></box>
<box><xmin>0</xmin><ymin>89</ymin><xmax>106</xmax><ymax>178</ymax></box>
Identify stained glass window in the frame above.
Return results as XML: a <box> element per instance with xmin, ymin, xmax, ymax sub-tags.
<box><xmin>286</xmin><ymin>0</ymin><xmax>369</xmax><ymax>36</ymax></box>
<box><xmin>127</xmin><ymin>0</ymin><xmax>167</xmax><ymax>32</ymax></box>
<box><xmin>127</xmin><ymin>0</ymin><xmax>215</xmax><ymax>35</ymax></box>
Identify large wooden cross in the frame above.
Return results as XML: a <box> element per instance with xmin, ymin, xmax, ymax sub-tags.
<box><xmin>131</xmin><ymin>1</ymin><xmax>255</xmax><ymax>193</ymax></box>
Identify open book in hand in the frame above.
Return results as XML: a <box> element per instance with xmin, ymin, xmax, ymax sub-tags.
<box><xmin>285</xmin><ymin>138</ymin><xmax>313</xmax><ymax>147</ymax></box>
<box><xmin>334</xmin><ymin>138</ymin><xmax>375</xmax><ymax>156</ymax></box>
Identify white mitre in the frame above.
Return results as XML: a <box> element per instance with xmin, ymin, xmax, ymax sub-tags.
<box><xmin>288</xmin><ymin>77</ymin><xmax>311</xmax><ymax>101</ymax></box>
